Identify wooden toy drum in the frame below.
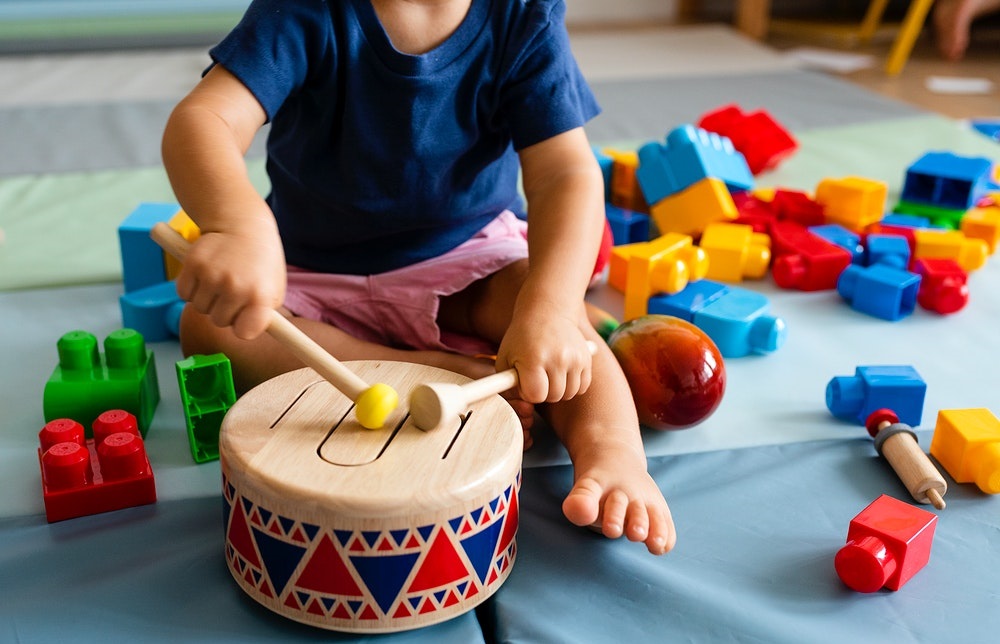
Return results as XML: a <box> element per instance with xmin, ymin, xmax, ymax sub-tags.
<box><xmin>220</xmin><ymin>361</ymin><xmax>522</xmax><ymax>633</ymax></box>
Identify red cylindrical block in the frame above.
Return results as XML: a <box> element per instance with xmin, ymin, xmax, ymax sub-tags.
<box><xmin>41</xmin><ymin>442</ymin><xmax>93</xmax><ymax>490</ymax></box>
<box><xmin>39</xmin><ymin>419</ymin><xmax>85</xmax><ymax>452</ymax></box>
<box><xmin>93</xmin><ymin>410</ymin><xmax>140</xmax><ymax>444</ymax></box>
<box><xmin>835</xmin><ymin>535</ymin><xmax>898</xmax><ymax>593</ymax></box>
<box><xmin>97</xmin><ymin>432</ymin><xmax>149</xmax><ymax>481</ymax></box>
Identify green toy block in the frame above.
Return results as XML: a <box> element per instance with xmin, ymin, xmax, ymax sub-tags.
<box><xmin>893</xmin><ymin>200</ymin><xmax>965</xmax><ymax>230</ymax></box>
<box><xmin>43</xmin><ymin>329</ymin><xmax>160</xmax><ymax>437</ymax></box>
<box><xmin>176</xmin><ymin>354</ymin><xmax>236</xmax><ymax>463</ymax></box>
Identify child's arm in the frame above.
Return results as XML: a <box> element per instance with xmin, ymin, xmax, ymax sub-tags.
<box><xmin>161</xmin><ymin>65</ymin><xmax>285</xmax><ymax>341</ymax></box>
<box><xmin>500</xmin><ymin>126</ymin><xmax>606</xmax><ymax>404</ymax></box>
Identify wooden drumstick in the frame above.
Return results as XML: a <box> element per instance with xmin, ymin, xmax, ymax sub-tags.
<box><xmin>409</xmin><ymin>340</ymin><xmax>599</xmax><ymax>431</ymax></box>
<box><xmin>865</xmin><ymin>409</ymin><xmax>947</xmax><ymax>510</ymax></box>
<box><xmin>150</xmin><ymin>222</ymin><xmax>398</xmax><ymax>429</ymax></box>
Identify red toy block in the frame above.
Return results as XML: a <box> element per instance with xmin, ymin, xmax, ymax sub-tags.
<box><xmin>697</xmin><ymin>104</ymin><xmax>798</xmax><ymax>175</ymax></box>
<box><xmin>771</xmin><ymin>189</ymin><xmax>825</xmax><ymax>227</ymax></box>
<box><xmin>769</xmin><ymin>220</ymin><xmax>853</xmax><ymax>291</ymax></box>
<box><xmin>835</xmin><ymin>494</ymin><xmax>937</xmax><ymax>593</ymax></box>
<box><xmin>732</xmin><ymin>191</ymin><xmax>776</xmax><ymax>234</ymax></box>
<box><xmin>38</xmin><ymin>411</ymin><xmax>157</xmax><ymax>523</ymax></box>
<box><xmin>912</xmin><ymin>258</ymin><xmax>969</xmax><ymax>314</ymax></box>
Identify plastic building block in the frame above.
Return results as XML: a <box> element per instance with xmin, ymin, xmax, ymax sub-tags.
<box><xmin>930</xmin><ymin>408</ymin><xmax>1000</xmax><ymax>494</ymax></box>
<box><xmin>647</xmin><ymin>279</ymin><xmax>729</xmax><ymax>322</ymax></box>
<box><xmin>834</xmin><ymin>494</ymin><xmax>937</xmax><ymax>593</ymax></box>
<box><xmin>609</xmin><ymin>233</ymin><xmax>709</xmax><ymax>322</ymax></box>
<box><xmin>892</xmin><ymin>199</ymin><xmax>965</xmax><ymax>230</ymax></box>
<box><xmin>912</xmin><ymin>258</ymin><xmax>968</xmax><ymax>315</ymax></box>
<box><xmin>864</xmin><ymin>234</ymin><xmax>911</xmax><ymax>269</ymax></box>
<box><xmin>959</xmin><ymin>203</ymin><xmax>1000</xmax><ymax>254</ymax></box>
<box><xmin>119</xmin><ymin>280</ymin><xmax>185</xmax><ymax>342</ymax></box>
<box><xmin>971</xmin><ymin>119</ymin><xmax>1000</xmax><ymax>142</ymax></box>
<box><xmin>118</xmin><ymin>202</ymin><xmax>182</xmax><ymax>293</ymax></box>
<box><xmin>732</xmin><ymin>191</ymin><xmax>776</xmax><ymax>233</ymax></box>
<box><xmin>648</xmin><ymin>177</ymin><xmax>738</xmax><ymax>238</ymax></box>
<box><xmin>912</xmin><ymin>228</ymin><xmax>988</xmax><ymax>272</ymax></box>
<box><xmin>771</xmin><ymin>188</ymin><xmax>825</xmax><ymax>227</ymax></box>
<box><xmin>603</xmin><ymin>148</ymin><xmax>648</xmax><ymax>213</ymax></box>
<box><xmin>686</xmin><ymin>283</ymin><xmax>786</xmax><ymax>358</ymax></box>
<box><xmin>164</xmin><ymin>209</ymin><xmax>200</xmax><ymax>281</ymax></box>
<box><xmin>697</xmin><ymin>104</ymin><xmax>798</xmax><ymax>175</ymax></box>
<box><xmin>699</xmin><ymin>223</ymin><xmax>770</xmax><ymax>283</ymax></box>
<box><xmin>865</xmin><ymin>409</ymin><xmax>947</xmax><ymax>509</ymax></box>
<box><xmin>879</xmin><ymin>213</ymin><xmax>934</xmax><ymax>229</ymax></box>
<box><xmin>815</xmin><ymin>177</ymin><xmax>887</xmax><ymax>232</ymax></box>
<box><xmin>605</xmin><ymin>204</ymin><xmax>651</xmax><ymax>246</ymax></box>
<box><xmin>37</xmin><ymin>411</ymin><xmax>157</xmax><ymax>522</ymax></box>
<box><xmin>826</xmin><ymin>365</ymin><xmax>926</xmax><ymax>427</ymax></box>
<box><xmin>901</xmin><ymin>151</ymin><xmax>996</xmax><ymax>211</ymax></box>
<box><xmin>636</xmin><ymin>124</ymin><xmax>754</xmax><ymax>206</ymax></box>
<box><xmin>769</xmin><ymin>221</ymin><xmax>853</xmax><ymax>291</ymax></box>
<box><xmin>43</xmin><ymin>329</ymin><xmax>160</xmax><ymax>437</ymax></box>
<box><xmin>177</xmin><ymin>354</ymin><xmax>237</xmax><ymax>463</ymax></box>
<box><xmin>809</xmin><ymin>224</ymin><xmax>864</xmax><ymax>264</ymax></box>
<box><xmin>837</xmin><ymin>264</ymin><xmax>921</xmax><ymax>321</ymax></box>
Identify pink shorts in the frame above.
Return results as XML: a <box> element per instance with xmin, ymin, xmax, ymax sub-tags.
<box><xmin>283</xmin><ymin>211</ymin><xmax>528</xmax><ymax>356</ymax></box>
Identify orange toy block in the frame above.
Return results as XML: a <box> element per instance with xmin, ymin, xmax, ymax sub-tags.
<box><xmin>603</xmin><ymin>148</ymin><xmax>648</xmax><ymax>214</ymax></box>
<box><xmin>649</xmin><ymin>177</ymin><xmax>737</xmax><ymax>238</ymax></box>
<box><xmin>930</xmin><ymin>408</ymin><xmax>1000</xmax><ymax>494</ymax></box>
<box><xmin>912</xmin><ymin>228</ymin><xmax>988</xmax><ymax>272</ymax></box>
<box><xmin>609</xmin><ymin>234</ymin><xmax>708</xmax><ymax>322</ymax></box>
<box><xmin>814</xmin><ymin>177</ymin><xmax>887</xmax><ymax>231</ymax></box>
<box><xmin>165</xmin><ymin>210</ymin><xmax>201</xmax><ymax>281</ymax></box>
<box><xmin>960</xmin><ymin>204</ymin><xmax>1000</xmax><ymax>254</ymax></box>
<box><xmin>699</xmin><ymin>223</ymin><xmax>770</xmax><ymax>283</ymax></box>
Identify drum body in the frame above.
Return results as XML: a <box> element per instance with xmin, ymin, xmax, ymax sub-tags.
<box><xmin>220</xmin><ymin>362</ymin><xmax>522</xmax><ymax>632</ymax></box>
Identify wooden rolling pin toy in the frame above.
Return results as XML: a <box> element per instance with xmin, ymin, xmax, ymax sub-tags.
<box><xmin>865</xmin><ymin>408</ymin><xmax>947</xmax><ymax>509</ymax></box>
<box><xmin>409</xmin><ymin>340</ymin><xmax>599</xmax><ymax>431</ymax></box>
<box><xmin>150</xmin><ymin>222</ymin><xmax>398</xmax><ymax>429</ymax></box>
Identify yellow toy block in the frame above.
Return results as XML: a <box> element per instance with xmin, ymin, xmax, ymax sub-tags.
<box><xmin>165</xmin><ymin>210</ymin><xmax>201</xmax><ymax>281</ymax></box>
<box><xmin>814</xmin><ymin>176</ymin><xmax>887</xmax><ymax>231</ymax></box>
<box><xmin>930</xmin><ymin>408</ymin><xmax>1000</xmax><ymax>495</ymax></box>
<box><xmin>913</xmin><ymin>228</ymin><xmax>988</xmax><ymax>272</ymax></box>
<box><xmin>603</xmin><ymin>148</ymin><xmax>647</xmax><ymax>213</ymax></box>
<box><xmin>699</xmin><ymin>222</ymin><xmax>771</xmax><ymax>283</ymax></box>
<box><xmin>960</xmin><ymin>204</ymin><xmax>1000</xmax><ymax>254</ymax></box>
<box><xmin>649</xmin><ymin>177</ymin><xmax>737</xmax><ymax>238</ymax></box>
<box><xmin>609</xmin><ymin>234</ymin><xmax>708</xmax><ymax>322</ymax></box>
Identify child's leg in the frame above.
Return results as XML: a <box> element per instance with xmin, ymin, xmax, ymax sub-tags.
<box><xmin>934</xmin><ymin>0</ymin><xmax>1000</xmax><ymax>60</ymax></box>
<box><xmin>443</xmin><ymin>260</ymin><xmax>676</xmax><ymax>555</ymax></box>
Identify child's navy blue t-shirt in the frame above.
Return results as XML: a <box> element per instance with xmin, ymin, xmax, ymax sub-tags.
<box><xmin>210</xmin><ymin>0</ymin><xmax>600</xmax><ymax>275</ymax></box>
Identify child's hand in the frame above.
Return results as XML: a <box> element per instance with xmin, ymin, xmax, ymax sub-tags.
<box><xmin>175</xmin><ymin>220</ymin><xmax>286</xmax><ymax>340</ymax></box>
<box><xmin>496</xmin><ymin>306</ymin><xmax>593</xmax><ymax>404</ymax></box>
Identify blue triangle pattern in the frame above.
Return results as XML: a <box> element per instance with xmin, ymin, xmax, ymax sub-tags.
<box><xmin>333</xmin><ymin>529</ymin><xmax>353</xmax><ymax>547</ymax></box>
<box><xmin>390</xmin><ymin>528</ymin><xmax>409</xmax><ymax>546</ymax></box>
<box><xmin>417</xmin><ymin>524</ymin><xmax>434</xmax><ymax>541</ymax></box>
<box><xmin>251</xmin><ymin>527</ymin><xmax>307</xmax><ymax>597</ymax></box>
<box><xmin>302</xmin><ymin>523</ymin><xmax>321</xmax><ymax>541</ymax></box>
<box><xmin>448</xmin><ymin>516</ymin><xmax>463</xmax><ymax>533</ymax></box>
<box><xmin>349</xmin><ymin>552</ymin><xmax>420</xmax><ymax>615</ymax></box>
<box><xmin>278</xmin><ymin>516</ymin><xmax>296</xmax><ymax>535</ymax></box>
<box><xmin>361</xmin><ymin>530</ymin><xmax>381</xmax><ymax>548</ymax></box>
<box><xmin>460</xmin><ymin>519</ymin><xmax>505</xmax><ymax>584</ymax></box>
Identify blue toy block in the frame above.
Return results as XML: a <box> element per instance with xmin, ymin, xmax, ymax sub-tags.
<box><xmin>809</xmin><ymin>224</ymin><xmax>864</xmax><ymax>264</ymax></box>
<box><xmin>120</xmin><ymin>280</ymin><xmax>185</xmax><ymax>342</ymax></box>
<box><xmin>118</xmin><ymin>203</ymin><xmax>181</xmax><ymax>293</ymax></box>
<box><xmin>689</xmin><ymin>285</ymin><xmax>787</xmax><ymax>358</ymax></box>
<box><xmin>593</xmin><ymin>147</ymin><xmax>614</xmax><ymax>202</ymax></box>
<box><xmin>826</xmin><ymin>365</ymin><xmax>926</xmax><ymax>427</ymax></box>
<box><xmin>647</xmin><ymin>279</ymin><xmax>729</xmax><ymax>322</ymax></box>
<box><xmin>636</xmin><ymin>124</ymin><xmax>754</xmax><ymax>206</ymax></box>
<box><xmin>605</xmin><ymin>204</ymin><xmax>651</xmax><ymax>245</ymax></box>
<box><xmin>879</xmin><ymin>213</ymin><xmax>933</xmax><ymax>229</ymax></box>
<box><xmin>901</xmin><ymin>152</ymin><xmax>997</xmax><ymax>211</ymax></box>
<box><xmin>970</xmin><ymin>119</ymin><xmax>1000</xmax><ymax>142</ymax></box>
<box><xmin>837</xmin><ymin>264</ymin><xmax>921</xmax><ymax>321</ymax></box>
<box><xmin>864</xmin><ymin>234</ymin><xmax>911</xmax><ymax>269</ymax></box>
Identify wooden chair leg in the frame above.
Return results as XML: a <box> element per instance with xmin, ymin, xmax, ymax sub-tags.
<box><xmin>859</xmin><ymin>0</ymin><xmax>892</xmax><ymax>42</ymax></box>
<box><xmin>886</xmin><ymin>0</ymin><xmax>936</xmax><ymax>75</ymax></box>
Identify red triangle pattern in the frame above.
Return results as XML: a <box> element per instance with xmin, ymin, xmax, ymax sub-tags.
<box><xmin>226</xmin><ymin>496</ymin><xmax>262</xmax><ymax>569</ymax></box>
<box><xmin>407</xmin><ymin>530</ymin><xmax>470</xmax><ymax>592</ymax></box>
<box><xmin>294</xmin><ymin>534</ymin><xmax>364</xmax><ymax>596</ymax></box>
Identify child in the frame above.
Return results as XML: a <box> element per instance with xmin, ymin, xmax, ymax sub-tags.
<box><xmin>162</xmin><ymin>0</ymin><xmax>675</xmax><ymax>555</ymax></box>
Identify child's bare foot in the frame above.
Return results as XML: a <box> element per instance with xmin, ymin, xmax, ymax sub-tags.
<box><xmin>561</xmin><ymin>441</ymin><xmax>675</xmax><ymax>555</ymax></box>
<box><xmin>934</xmin><ymin>0</ymin><xmax>1000</xmax><ymax>61</ymax></box>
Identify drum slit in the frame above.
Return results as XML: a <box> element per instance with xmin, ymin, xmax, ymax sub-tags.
<box><xmin>441</xmin><ymin>411</ymin><xmax>471</xmax><ymax>459</ymax></box>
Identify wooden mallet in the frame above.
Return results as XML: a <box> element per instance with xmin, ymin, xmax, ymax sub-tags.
<box><xmin>409</xmin><ymin>341</ymin><xmax>599</xmax><ymax>431</ymax></box>
<box><xmin>150</xmin><ymin>222</ymin><xmax>398</xmax><ymax>429</ymax></box>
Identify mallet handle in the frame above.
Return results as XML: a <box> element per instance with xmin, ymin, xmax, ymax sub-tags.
<box><xmin>460</xmin><ymin>341</ymin><xmax>600</xmax><ymax>404</ymax></box>
<box><xmin>150</xmin><ymin>222</ymin><xmax>369</xmax><ymax>401</ymax></box>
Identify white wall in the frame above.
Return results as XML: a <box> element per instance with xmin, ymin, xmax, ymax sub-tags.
<box><xmin>565</xmin><ymin>0</ymin><xmax>679</xmax><ymax>26</ymax></box>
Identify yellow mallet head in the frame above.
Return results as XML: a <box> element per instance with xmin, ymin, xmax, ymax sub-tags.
<box><xmin>354</xmin><ymin>382</ymin><xmax>399</xmax><ymax>429</ymax></box>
